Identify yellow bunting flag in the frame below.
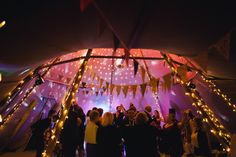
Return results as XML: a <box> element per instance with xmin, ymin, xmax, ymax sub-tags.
<box><xmin>122</xmin><ymin>86</ymin><xmax>129</xmax><ymax>98</ymax></box>
<box><xmin>140</xmin><ymin>83</ymin><xmax>147</xmax><ymax>97</ymax></box>
<box><xmin>99</xmin><ymin>79</ymin><xmax>104</xmax><ymax>88</ymax></box>
<box><xmin>110</xmin><ymin>84</ymin><xmax>115</xmax><ymax>95</ymax></box>
<box><xmin>162</xmin><ymin>73</ymin><xmax>172</xmax><ymax>92</ymax></box>
<box><xmin>131</xmin><ymin>85</ymin><xmax>137</xmax><ymax>98</ymax></box>
<box><xmin>92</xmin><ymin>72</ymin><xmax>96</xmax><ymax>80</ymax></box>
<box><xmin>141</xmin><ymin>66</ymin><xmax>146</xmax><ymax>83</ymax></box>
<box><xmin>116</xmin><ymin>85</ymin><xmax>121</xmax><ymax>96</ymax></box>
<box><xmin>150</xmin><ymin>77</ymin><xmax>158</xmax><ymax>94</ymax></box>
<box><xmin>177</xmin><ymin>65</ymin><xmax>188</xmax><ymax>83</ymax></box>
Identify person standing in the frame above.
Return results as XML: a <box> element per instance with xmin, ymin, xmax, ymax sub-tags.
<box><xmin>97</xmin><ymin>112</ymin><xmax>122</xmax><ymax>157</ymax></box>
<box><xmin>84</xmin><ymin>110</ymin><xmax>100</xmax><ymax>157</ymax></box>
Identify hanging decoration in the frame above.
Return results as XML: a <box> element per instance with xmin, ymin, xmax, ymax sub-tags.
<box><xmin>141</xmin><ymin>66</ymin><xmax>146</xmax><ymax>83</ymax></box>
<box><xmin>161</xmin><ymin>52</ymin><xmax>231</xmax><ymax>152</ymax></box>
<box><xmin>122</xmin><ymin>86</ymin><xmax>129</xmax><ymax>98</ymax></box>
<box><xmin>201</xmin><ymin>75</ymin><xmax>236</xmax><ymax>112</ymax></box>
<box><xmin>162</xmin><ymin>73</ymin><xmax>172</xmax><ymax>92</ymax></box>
<box><xmin>42</xmin><ymin>49</ymin><xmax>92</xmax><ymax>157</ymax></box>
<box><xmin>131</xmin><ymin>85</ymin><xmax>137</xmax><ymax>98</ymax></box>
<box><xmin>133</xmin><ymin>59</ymin><xmax>139</xmax><ymax>76</ymax></box>
<box><xmin>177</xmin><ymin>65</ymin><xmax>188</xmax><ymax>83</ymax></box>
<box><xmin>116</xmin><ymin>85</ymin><xmax>121</xmax><ymax>96</ymax></box>
<box><xmin>99</xmin><ymin>79</ymin><xmax>104</xmax><ymax>88</ymax></box>
<box><xmin>140</xmin><ymin>83</ymin><xmax>147</xmax><ymax>97</ymax></box>
<box><xmin>110</xmin><ymin>84</ymin><xmax>115</xmax><ymax>95</ymax></box>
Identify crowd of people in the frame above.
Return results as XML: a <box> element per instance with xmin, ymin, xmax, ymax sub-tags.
<box><xmin>27</xmin><ymin>103</ymin><xmax>214</xmax><ymax>157</ymax></box>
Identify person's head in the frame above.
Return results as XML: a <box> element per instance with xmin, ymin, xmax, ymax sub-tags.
<box><xmin>98</xmin><ymin>108</ymin><xmax>104</xmax><ymax>117</ymax></box>
<box><xmin>92</xmin><ymin>107</ymin><xmax>98</xmax><ymax>111</ymax></box>
<box><xmin>154</xmin><ymin>110</ymin><xmax>160</xmax><ymax>118</ymax></box>
<box><xmin>101</xmin><ymin>112</ymin><xmax>114</xmax><ymax>127</ymax></box>
<box><xmin>129</xmin><ymin>104</ymin><xmax>136</xmax><ymax>112</ymax></box>
<box><xmin>145</xmin><ymin>105</ymin><xmax>152</xmax><ymax>113</ymax></box>
<box><xmin>86</xmin><ymin>110</ymin><xmax>91</xmax><ymax>117</ymax></box>
<box><xmin>89</xmin><ymin>110</ymin><xmax>100</xmax><ymax>123</ymax></box>
<box><xmin>116</xmin><ymin>105</ymin><xmax>121</xmax><ymax>112</ymax></box>
<box><xmin>135</xmin><ymin>112</ymin><xmax>148</xmax><ymax>125</ymax></box>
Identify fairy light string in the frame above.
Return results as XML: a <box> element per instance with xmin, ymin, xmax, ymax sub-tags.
<box><xmin>161</xmin><ymin>52</ymin><xmax>231</xmax><ymax>152</ymax></box>
<box><xmin>0</xmin><ymin>58</ymin><xmax>59</xmax><ymax>127</ymax></box>
<box><xmin>42</xmin><ymin>49</ymin><xmax>92</xmax><ymax>157</ymax></box>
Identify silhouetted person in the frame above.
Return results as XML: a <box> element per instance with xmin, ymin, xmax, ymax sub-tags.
<box><xmin>161</xmin><ymin>113</ymin><xmax>183</xmax><ymax>157</ymax></box>
<box><xmin>123</xmin><ymin>112</ymin><xmax>160</xmax><ymax>157</ymax></box>
<box><xmin>28</xmin><ymin>110</ymin><xmax>55</xmax><ymax>157</ymax></box>
<box><xmin>60</xmin><ymin>105</ymin><xmax>85</xmax><ymax>157</ymax></box>
<box><xmin>191</xmin><ymin>117</ymin><xmax>211</xmax><ymax>157</ymax></box>
<box><xmin>97</xmin><ymin>112</ymin><xmax>122</xmax><ymax>157</ymax></box>
<box><xmin>113</xmin><ymin>105</ymin><xmax>125</xmax><ymax>127</ymax></box>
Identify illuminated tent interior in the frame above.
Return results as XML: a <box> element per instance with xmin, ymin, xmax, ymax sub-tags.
<box><xmin>0</xmin><ymin>48</ymin><xmax>235</xmax><ymax>154</ymax></box>
<box><xmin>1</xmin><ymin>0</ymin><xmax>236</xmax><ymax>156</ymax></box>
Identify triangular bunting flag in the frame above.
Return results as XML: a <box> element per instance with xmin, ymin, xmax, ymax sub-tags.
<box><xmin>110</xmin><ymin>84</ymin><xmax>115</xmax><ymax>95</ymax></box>
<box><xmin>116</xmin><ymin>85</ymin><xmax>121</xmax><ymax>96</ymax></box>
<box><xmin>177</xmin><ymin>65</ymin><xmax>188</xmax><ymax>83</ymax></box>
<box><xmin>162</xmin><ymin>73</ymin><xmax>172</xmax><ymax>92</ymax></box>
<box><xmin>122</xmin><ymin>86</ymin><xmax>129</xmax><ymax>98</ymax></box>
<box><xmin>133</xmin><ymin>59</ymin><xmax>139</xmax><ymax>76</ymax></box>
<box><xmin>95</xmin><ymin>91</ymin><xmax>99</xmax><ymax>96</ymax></box>
<box><xmin>140</xmin><ymin>83</ymin><xmax>147</xmax><ymax>97</ymax></box>
<box><xmin>150</xmin><ymin>77</ymin><xmax>157</xmax><ymax>94</ymax></box>
<box><xmin>141</xmin><ymin>66</ymin><xmax>146</xmax><ymax>83</ymax></box>
<box><xmin>131</xmin><ymin>85</ymin><xmax>137</xmax><ymax>98</ymax></box>
<box><xmin>210</xmin><ymin>32</ymin><xmax>231</xmax><ymax>60</ymax></box>
<box><xmin>92</xmin><ymin>72</ymin><xmax>96</xmax><ymax>80</ymax></box>
<box><xmin>124</xmin><ymin>49</ymin><xmax>130</xmax><ymax>66</ymax></box>
<box><xmin>99</xmin><ymin>79</ymin><xmax>104</xmax><ymax>88</ymax></box>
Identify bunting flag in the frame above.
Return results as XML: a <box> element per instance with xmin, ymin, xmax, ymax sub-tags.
<box><xmin>116</xmin><ymin>85</ymin><xmax>121</xmax><ymax>96</ymax></box>
<box><xmin>110</xmin><ymin>84</ymin><xmax>115</xmax><ymax>95</ymax></box>
<box><xmin>92</xmin><ymin>72</ymin><xmax>96</xmax><ymax>80</ymax></box>
<box><xmin>150</xmin><ymin>77</ymin><xmax>159</xmax><ymax>94</ymax></box>
<box><xmin>141</xmin><ymin>66</ymin><xmax>146</xmax><ymax>83</ymax></box>
<box><xmin>95</xmin><ymin>91</ymin><xmax>99</xmax><ymax>96</ymax></box>
<box><xmin>113</xmin><ymin>33</ymin><xmax>120</xmax><ymax>52</ymax></box>
<box><xmin>131</xmin><ymin>85</ymin><xmax>137</xmax><ymax>98</ymax></box>
<box><xmin>100</xmin><ymin>91</ymin><xmax>104</xmax><ymax>96</ymax></box>
<box><xmin>140</xmin><ymin>83</ymin><xmax>147</xmax><ymax>97</ymax></box>
<box><xmin>122</xmin><ymin>86</ymin><xmax>129</xmax><ymax>98</ymax></box>
<box><xmin>80</xmin><ymin>0</ymin><xmax>92</xmax><ymax>12</ymax></box>
<box><xmin>190</xmin><ymin>52</ymin><xmax>208</xmax><ymax>71</ymax></box>
<box><xmin>133</xmin><ymin>59</ymin><xmax>139</xmax><ymax>76</ymax></box>
<box><xmin>177</xmin><ymin>65</ymin><xmax>188</xmax><ymax>83</ymax></box>
<box><xmin>125</xmin><ymin>49</ymin><xmax>130</xmax><ymax>66</ymax></box>
<box><xmin>210</xmin><ymin>32</ymin><xmax>231</xmax><ymax>60</ymax></box>
<box><xmin>82</xmin><ymin>82</ymin><xmax>86</xmax><ymax>88</ymax></box>
<box><xmin>106</xmin><ymin>82</ymin><xmax>109</xmax><ymax>94</ymax></box>
<box><xmin>99</xmin><ymin>79</ymin><xmax>104</xmax><ymax>88</ymax></box>
<box><xmin>162</xmin><ymin>73</ymin><xmax>172</xmax><ymax>92</ymax></box>
<box><xmin>86</xmin><ymin>91</ymin><xmax>89</xmax><ymax>95</ymax></box>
